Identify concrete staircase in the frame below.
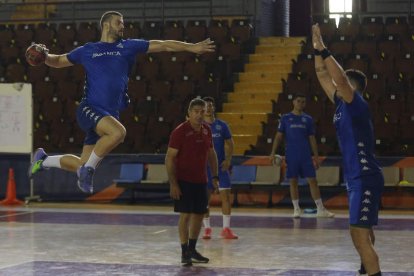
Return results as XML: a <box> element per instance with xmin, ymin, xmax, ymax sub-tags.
<box><xmin>217</xmin><ymin>37</ymin><xmax>305</xmax><ymax>155</ymax></box>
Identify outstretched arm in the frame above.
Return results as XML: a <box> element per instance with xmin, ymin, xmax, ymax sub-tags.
<box><xmin>46</xmin><ymin>54</ymin><xmax>74</xmax><ymax>68</ymax></box>
<box><xmin>312</xmin><ymin>24</ymin><xmax>354</xmax><ymax>103</ymax></box>
<box><xmin>147</xmin><ymin>38</ymin><xmax>215</xmax><ymax>54</ymax></box>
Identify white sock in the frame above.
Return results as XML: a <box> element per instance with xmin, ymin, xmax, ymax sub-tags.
<box><xmin>84</xmin><ymin>151</ymin><xmax>103</xmax><ymax>169</ymax></box>
<box><xmin>223</xmin><ymin>215</ymin><xmax>231</xmax><ymax>228</ymax></box>
<box><xmin>203</xmin><ymin>217</ymin><xmax>210</xmax><ymax>228</ymax></box>
<box><xmin>42</xmin><ymin>155</ymin><xmax>63</xmax><ymax>168</ymax></box>
<box><xmin>315</xmin><ymin>198</ymin><xmax>324</xmax><ymax>210</ymax></box>
<box><xmin>292</xmin><ymin>199</ymin><xmax>300</xmax><ymax>210</ymax></box>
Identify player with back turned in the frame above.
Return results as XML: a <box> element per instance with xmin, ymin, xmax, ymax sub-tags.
<box><xmin>27</xmin><ymin>11</ymin><xmax>215</xmax><ymax>194</ymax></box>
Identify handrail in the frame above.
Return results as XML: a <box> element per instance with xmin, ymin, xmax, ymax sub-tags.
<box><xmin>0</xmin><ymin>0</ymin><xmax>255</xmax><ymax>24</ymax></box>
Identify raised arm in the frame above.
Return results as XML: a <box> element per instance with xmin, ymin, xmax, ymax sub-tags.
<box><xmin>312</xmin><ymin>24</ymin><xmax>355</xmax><ymax>103</ymax></box>
<box><xmin>148</xmin><ymin>38</ymin><xmax>215</xmax><ymax>54</ymax></box>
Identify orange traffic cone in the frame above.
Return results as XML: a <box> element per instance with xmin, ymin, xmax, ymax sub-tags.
<box><xmin>0</xmin><ymin>168</ymin><xmax>24</xmax><ymax>206</ymax></box>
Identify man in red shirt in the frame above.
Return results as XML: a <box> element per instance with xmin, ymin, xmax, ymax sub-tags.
<box><xmin>165</xmin><ymin>98</ymin><xmax>219</xmax><ymax>266</ymax></box>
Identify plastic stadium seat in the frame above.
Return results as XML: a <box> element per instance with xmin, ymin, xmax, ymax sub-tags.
<box><xmin>365</xmin><ymin>74</ymin><xmax>386</xmax><ymax>96</ymax></box>
<box><xmin>5</xmin><ymin>63</ymin><xmax>26</xmax><ymax>82</ymax></box>
<box><xmin>369</xmin><ymin>55</ymin><xmax>394</xmax><ymax>77</ymax></box>
<box><xmin>70</xmin><ymin>65</ymin><xmax>85</xmax><ymax>83</ymax></box>
<box><xmin>230</xmin><ymin>19</ymin><xmax>252</xmax><ymax>43</ymax></box>
<box><xmin>157</xmin><ymin>101</ymin><xmax>184</xmax><ymax>123</ymax></box>
<box><xmin>171</xmin><ymin>79</ymin><xmax>194</xmax><ymax>102</ymax></box>
<box><xmin>136</xmin><ymin>56</ymin><xmax>160</xmax><ymax>80</ymax></box>
<box><xmin>185</xmin><ymin>20</ymin><xmax>207</xmax><ymax>43</ymax></box>
<box><xmin>140</xmin><ymin>164</ymin><xmax>169</xmax><ymax>184</ymax></box>
<box><xmin>220</xmin><ymin>40</ymin><xmax>241</xmax><ymax>61</ymax></box>
<box><xmin>377</xmin><ymin>35</ymin><xmax>400</xmax><ymax>59</ymax></box>
<box><xmin>1</xmin><ymin>44</ymin><xmax>20</xmax><ymax>64</ymax></box>
<box><xmin>338</xmin><ymin>17</ymin><xmax>360</xmax><ymax>40</ymax></box>
<box><xmin>329</xmin><ymin>36</ymin><xmax>353</xmax><ymax>56</ymax></box>
<box><xmin>316</xmin><ymin>166</ymin><xmax>340</xmax><ymax>186</ymax></box>
<box><xmin>48</xmin><ymin>66</ymin><xmax>70</xmax><ymax>82</ymax></box>
<box><xmin>56</xmin><ymin>80</ymin><xmax>79</xmax><ymax>102</ymax></box>
<box><xmin>114</xmin><ymin>163</ymin><xmax>145</xmax><ymax>184</ymax></box>
<box><xmin>27</xmin><ymin>64</ymin><xmax>48</xmax><ymax>82</ymax></box>
<box><xmin>159</xmin><ymin>57</ymin><xmax>184</xmax><ymax>81</ymax></box>
<box><xmin>128</xmin><ymin>79</ymin><xmax>148</xmax><ymax>103</ymax></box>
<box><xmin>208</xmin><ymin>19</ymin><xmax>229</xmax><ymax>44</ymax></box>
<box><xmin>76</xmin><ymin>22</ymin><xmax>99</xmax><ymax>44</ymax></box>
<box><xmin>231</xmin><ymin>165</ymin><xmax>256</xmax><ymax>185</ymax></box>
<box><xmin>354</xmin><ymin>39</ymin><xmax>377</xmax><ymax>59</ymax></box>
<box><xmin>123</xmin><ymin>21</ymin><xmax>141</xmax><ymax>39</ymax></box>
<box><xmin>148</xmin><ymin>80</ymin><xmax>171</xmax><ymax>103</ymax></box>
<box><xmin>382</xmin><ymin>166</ymin><xmax>400</xmax><ymax>186</ymax></box>
<box><xmin>183</xmin><ymin>56</ymin><xmax>207</xmax><ymax>81</ymax></box>
<box><xmin>64</xmin><ymin>99</ymin><xmax>78</xmax><ymax>123</ymax></box>
<box><xmin>251</xmin><ymin>165</ymin><xmax>281</xmax><ymax>185</ymax></box>
<box><xmin>400</xmin><ymin>35</ymin><xmax>414</xmax><ymax>53</ymax></box>
<box><xmin>142</xmin><ymin>21</ymin><xmax>162</xmax><ymax>40</ymax></box>
<box><xmin>284</xmin><ymin>73</ymin><xmax>310</xmax><ymax>94</ymax></box>
<box><xmin>163</xmin><ymin>20</ymin><xmax>184</xmax><ymax>41</ymax></box>
<box><xmin>197</xmin><ymin>78</ymin><xmax>221</xmax><ymax>99</ymax></box>
<box><xmin>39</xmin><ymin>97</ymin><xmax>63</xmax><ymax>123</ymax></box>
<box><xmin>0</xmin><ymin>24</ymin><xmax>14</xmax><ymax>47</ymax></box>
<box><xmin>385</xmin><ymin>16</ymin><xmax>409</xmax><ymax>37</ymax></box>
<box><xmin>34</xmin><ymin>22</ymin><xmax>56</xmax><ymax>46</ymax></box>
<box><xmin>34</xmin><ymin>81</ymin><xmax>55</xmax><ymax>102</ymax></box>
<box><xmin>361</xmin><ymin>16</ymin><xmax>384</xmax><ymax>38</ymax></box>
<box><xmin>344</xmin><ymin>54</ymin><xmax>369</xmax><ymax>73</ymax></box>
<box><xmin>57</xmin><ymin>23</ymin><xmax>76</xmax><ymax>49</ymax></box>
<box><xmin>395</xmin><ymin>53</ymin><xmax>414</xmax><ymax>78</ymax></box>
<box><xmin>14</xmin><ymin>24</ymin><xmax>35</xmax><ymax>47</ymax></box>
<box><xmin>292</xmin><ymin>54</ymin><xmax>314</xmax><ymax>75</ymax></box>
<box><xmin>312</xmin><ymin>16</ymin><xmax>336</xmax><ymax>42</ymax></box>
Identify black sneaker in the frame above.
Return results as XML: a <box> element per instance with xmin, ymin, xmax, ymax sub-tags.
<box><xmin>181</xmin><ymin>251</ymin><xmax>192</xmax><ymax>266</ymax></box>
<box><xmin>190</xmin><ymin>250</ymin><xmax>209</xmax><ymax>263</ymax></box>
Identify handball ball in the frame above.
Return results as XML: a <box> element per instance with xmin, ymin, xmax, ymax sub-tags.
<box><xmin>273</xmin><ymin>154</ymin><xmax>282</xmax><ymax>166</ymax></box>
<box><xmin>25</xmin><ymin>44</ymin><xmax>47</xmax><ymax>66</ymax></box>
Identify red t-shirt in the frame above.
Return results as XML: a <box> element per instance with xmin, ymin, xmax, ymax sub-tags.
<box><xmin>168</xmin><ymin>121</ymin><xmax>213</xmax><ymax>184</ymax></box>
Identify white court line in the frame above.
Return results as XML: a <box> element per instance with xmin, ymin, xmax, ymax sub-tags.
<box><xmin>153</xmin><ymin>229</ymin><xmax>167</xmax><ymax>234</ymax></box>
<box><xmin>0</xmin><ymin>211</ymin><xmax>32</xmax><ymax>218</ymax></box>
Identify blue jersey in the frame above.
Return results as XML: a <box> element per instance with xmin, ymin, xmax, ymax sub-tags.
<box><xmin>334</xmin><ymin>92</ymin><xmax>382</xmax><ymax>180</ymax></box>
<box><xmin>208</xmin><ymin>119</ymin><xmax>232</xmax><ymax>162</ymax></box>
<box><xmin>278</xmin><ymin>112</ymin><xmax>314</xmax><ymax>159</ymax></box>
<box><xmin>67</xmin><ymin>39</ymin><xmax>149</xmax><ymax>114</ymax></box>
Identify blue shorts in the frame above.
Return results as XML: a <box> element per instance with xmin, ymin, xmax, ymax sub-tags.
<box><xmin>285</xmin><ymin>157</ymin><xmax>316</xmax><ymax>179</ymax></box>
<box><xmin>207</xmin><ymin>166</ymin><xmax>231</xmax><ymax>190</ymax></box>
<box><xmin>347</xmin><ymin>173</ymin><xmax>384</xmax><ymax>227</ymax></box>
<box><xmin>76</xmin><ymin>101</ymin><xmax>118</xmax><ymax>145</ymax></box>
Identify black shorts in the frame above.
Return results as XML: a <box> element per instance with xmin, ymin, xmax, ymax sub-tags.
<box><xmin>174</xmin><ymin>181</ymin><xmax>208</xmax><ymax>214</ymax></box>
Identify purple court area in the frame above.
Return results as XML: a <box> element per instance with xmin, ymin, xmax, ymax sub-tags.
<box><xmin>0</xmin><ymin>210</ymin><xmax>413</xmax><ymax>231</ymax></box>
<box><xmin>1</xmin><ymin>261</ymin><xmax>413</xmax><ymax>276</ymax></box>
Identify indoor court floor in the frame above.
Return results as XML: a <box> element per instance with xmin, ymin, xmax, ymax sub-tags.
<box><xmin>0</xmin><ymin>203</ymin><xmax>413</xmax><ymax>276</ymax></box>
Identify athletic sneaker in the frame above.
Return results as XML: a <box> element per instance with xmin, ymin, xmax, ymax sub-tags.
<box><xmin>181</xmin><ymin>251</ymin><xmax>192</xmax><ymax>266</ymax></box>
<box><xmin>202</xmin><ymin>227</ymin><xmax>212</xmax><ymax>239</ymax></box>
<box><xmin>356</xmin><ymin>271</ymin><xmax>367</xmax><ymax>276</ymax></box>
<box><xmin>77</xmin><ymin>165</ymin><xmax>94</xmax><ymax>194</ymax></box>
<box><xmin>28</xmin><ymin>148</ymin><xmax>48</xmax><ymax>178</ymax></box>
<box><xmin>293</xmin><ymin>208</ymin><xmax>301</xmax><ymax>218</ymax></box>
<box><xmin>220</xmin><ymin>227</ymin><xmax>238</xmax><ymax>239</ymax></box>
<box><xmin>190</xmin><ymin>250</ymin><xmax>209</xmax><ymax>263</ymax></box>
<box><xmin>316</xmin><ymin>209</ymin><xmax>335</xmax><ymax>218</ymax></box>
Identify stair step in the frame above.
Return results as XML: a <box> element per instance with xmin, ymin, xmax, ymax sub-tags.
<box><xmin>249</xmin><ymin>54</ymin><xmax>296</xmax><ymax>64</ymax></box>
<box><xmin>234</xmin><ymin>81</ymin><xmax>283</xmax><ymax>93</ymax></box>
<box><xmin>223</xmin><ymin>102</ymin><xmax>273</xmax><ymax>113</ymax></box>
<box><xmin>217</xmin><ymin>112</ymin><xmax>268</xmax><ymax>125</ymax></box>
<box><xmin>232</xmin><ymin>134</ymin><xmax>258</xmax><ymax>145</ymax></box>
<box><xmin>227</xmin><ymin>92</ymin><xmax>279</xmax><ymax>103</ymax></box>
<box><xmin>245</xmin><ymin>63</ymin><xmax>292</xmax><ymax>72</ymax></box>
<box><xmin>259</xmin><ymin>37</ymin><xmax>306</xmax><ymax>46</ymax></box>
<box><xmin>233</xmin><ymin>144</ymin><xmax>249</xmax><ymax>155</ymax></box>
<box><xmin>255</xmin><ymin>45</ymin><xmax>302</xmax><ymax>55</ymax></box>
<box><xmin>230</xmin><ymin>124</ymin><xmax>262</xmax><ymax>135</ymax></box>
<box><xmin>238</xmin><ymin>71</ymin><xmax>285</xmax><ymax>82</ymax></box>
